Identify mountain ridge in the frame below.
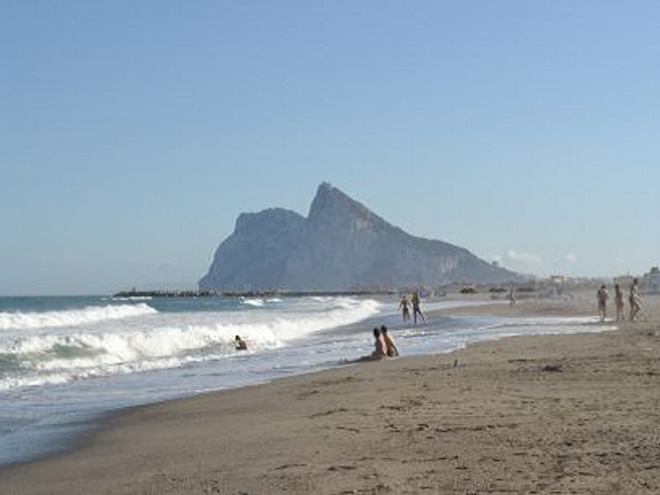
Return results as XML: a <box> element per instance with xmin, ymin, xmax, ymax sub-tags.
<box><xmin>199</xmin><ymin>183</ymin><xmax>522</xmax><ymax>291</ymax></box>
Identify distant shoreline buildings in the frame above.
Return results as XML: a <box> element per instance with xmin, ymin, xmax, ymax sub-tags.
<box><xmin>644</xmin><ymin>267</ymin><xmax>660</xmax><ymax>294</ymax></box>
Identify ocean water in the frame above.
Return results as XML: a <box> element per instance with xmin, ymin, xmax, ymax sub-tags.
<box><xmin>0</xmin><ymin>295</ymin><xmax>615</xmax><ymax>466</ymax></box>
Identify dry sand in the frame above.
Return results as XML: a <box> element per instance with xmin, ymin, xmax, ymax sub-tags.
<box><xmin>2</xmin><ymin>292</ymin><xmax>659</xmax><ymax>495</ymax></box>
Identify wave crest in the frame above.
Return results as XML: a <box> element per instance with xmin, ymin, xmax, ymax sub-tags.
<box><xmin>0</xmin><ymin>303</ymin><xmax>158</xmax><ymax>331</ymax></box>
<box><xmin>0</xmin><ymin>297</ymin><xmax>381</xmax><ymax>390</ymax></box>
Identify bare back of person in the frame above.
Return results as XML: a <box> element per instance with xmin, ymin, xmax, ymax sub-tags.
<box><xmin>380</xmin><ymin>326</ymin><xmax>399</xmax><ymax>357</ymax></box>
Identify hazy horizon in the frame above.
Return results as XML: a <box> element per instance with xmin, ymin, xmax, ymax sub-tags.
<box><xmin>2</xmin><ymin>2</ymin><xmax>659</xmax><ymax>295</ymax></box>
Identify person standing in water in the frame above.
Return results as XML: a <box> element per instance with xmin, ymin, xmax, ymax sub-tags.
<box><xmin>629</xmin><ymin>278</ymin><xmax>642</xmax><ymax>322</ymax></box>
<box><xmin>614</xmin><ymin>284</ymin><xmax>626</xmax><ymax>321</ymax></box>
<box><xmin>411</xmin><ymin>291</ymin><xmax>426</xmax><ymax>326</ymax></box>
<box><xmin>399</xmin><ymin>295</ymin><xmax>410</xmax><ymax>323</ymax></box>
<box><xmin>597</xmin><ymin>285</ymin><xmax>609</xmax><ymax>321</ymax></box>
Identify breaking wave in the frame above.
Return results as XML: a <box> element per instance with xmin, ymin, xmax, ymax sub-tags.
<box><xmin>241</xmin><ymin>298</ymin><xmax>264</xmax><ymax>307</ymax></box>
<box><xmin>0</xmin><ymin>304</ymin><xmax>158</xmax><ymax>331</ymax></box>
<box><xmin>0</xmin><ymin>297</ymin><xmax>381</xmax><ymax>390</ymax></box>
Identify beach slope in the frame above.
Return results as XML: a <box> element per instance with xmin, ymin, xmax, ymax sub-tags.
<box><xmin>2</xmin><ymin>296</ymin><xmax>659</xmax><ymax>495</ymax></box>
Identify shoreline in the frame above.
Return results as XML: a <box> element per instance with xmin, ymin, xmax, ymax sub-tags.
<box><xmin>0</xmin><ymin>296</ymin><xmax>505</xmax><ymax>469</ymax></box>
<box><xmin>0</xmin><ymin>297</ymin><xmax>498</xmax><ymax>470</ymax></box>
<box><xmin>1</xmin><ymin>295</ymin><xmax>658</xmax><ymax>494</ymax></box>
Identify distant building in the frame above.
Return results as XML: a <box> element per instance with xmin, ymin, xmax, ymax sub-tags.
<box><xmin>644</xmin><ymin>267</ymin><xmax>660</xmax><ymax>294</ymax></box>
<box><xmin>614</xmin><ymin>274</ymin><xmax>635</xmax><ymax>287</ymax></box>
<box><xmin>549</xmin><ymin>275</ymin><xmax>568</xmax><ymax>284</ymax></box>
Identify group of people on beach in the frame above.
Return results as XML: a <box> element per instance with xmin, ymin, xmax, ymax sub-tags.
<box><xmin>356</xmin><ymin>291</ymin><xmax>426</xmax><ymax>362</ymax></box>
<box><xmin>399</xmin><ymin>291</ymin><xmax>426</xmax><ymax>325</ymax></box>
<box><xmin>238</xmin><ymin>324</ymin><xmax>400</xmax><ymax>363</ymax></box>
<box><xmin>597</xmin><ymin>278</ymin><xmax>642</xmax><ymax>322</ymax></box>
<box><xmin>365</xmin><ymin>325</ymin><xmax>399</xmax><ymax>360</ymax></box>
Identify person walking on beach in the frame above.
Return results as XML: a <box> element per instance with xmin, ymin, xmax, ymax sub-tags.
<box><xmin>629</xmin><ymin>278</ymin><xmax>642</xmax><ymax>322</ymax></box>
<box><xmin>380</xmin><ymin>325</ymin><xmax>399</xmax><ymax>357</ymax></box>
<box><xmin>507</xmin><ymin>287</ymin><xmax>517</xmax><ymax>307</ymax></box>
<box><xmin>411</xmin><ymin>291</ymin><xmax>426</xmax><ymax>326</ymax></box>
<box><xmin>399</xmin><ymin>295</ymin><xmax>410</xmax><ymax>322</ymax></box>
<box><xmin>615</xmin><ymin>284</ymin><xmax>626</xmax><ymax>321</ymax></box>
<box><xmin>597</xmin><ymin>285</ymin><xmax>609</xmax><ymax>321</ymax></box>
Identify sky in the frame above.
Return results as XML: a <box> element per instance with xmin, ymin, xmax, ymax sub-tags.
<box><xmin>1</xmin><ymin>1</ymin><xmax>659</xmax><ymax>295</ymax></box>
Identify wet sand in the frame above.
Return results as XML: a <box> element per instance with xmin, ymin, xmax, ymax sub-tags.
<box><xmin>2</xmin><ymin>292</ymin><xmax>659</xmax><ymax>495</ymax></box>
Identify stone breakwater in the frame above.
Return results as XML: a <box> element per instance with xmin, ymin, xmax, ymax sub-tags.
<box><xmin>113</xmin><ymin>289</ymin><xmax>396</xmax><ymax>298</ymax></box>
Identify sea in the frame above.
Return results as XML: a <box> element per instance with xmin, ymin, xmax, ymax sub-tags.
<box><xmin>0</xmin><ymin>295</ymin><xmax>615</xmax><ymax>467</ymax></box>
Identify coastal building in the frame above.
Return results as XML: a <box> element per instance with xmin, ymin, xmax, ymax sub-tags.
<box><xmin>644</xmin><ymin>267</ymin><xmax>660</xmax><ymax>294</ymax></box>
<box><xmin>614</xmin><ymin>274</ymin><xmax>635</xmax><ymax>287</ymax></box>
<box><xmin>549</xmin><ymin>275</ymin><xmax>568</xmax><ymax>285</ymax></box>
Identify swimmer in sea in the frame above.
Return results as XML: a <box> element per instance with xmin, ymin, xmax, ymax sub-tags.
<box><xmin>234</xmin><ymin>335</ymin><xmax>248</xmax><ymax>351</ymax></box>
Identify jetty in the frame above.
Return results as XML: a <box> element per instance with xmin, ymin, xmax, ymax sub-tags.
<box><xmin>112</xmin><ymin>288</ymin><xmax>396</xmax><ymax>298</ymax></box>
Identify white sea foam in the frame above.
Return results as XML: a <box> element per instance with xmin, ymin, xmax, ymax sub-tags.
<box><xmin>242</xmin><ymin>298</ymin><xmax>264</xmax><ymax>307</ymax></box>
<box><xmin>0</xmin><ymin>296</ymin><xmax>622</xmax><ymax>468</ymax></box>
<box><xmin>0</xmin><ymin>297</ymin><xmax>381</xmax><ymax>391</ymax></box>
<box><xmin>0</xmin><ymin>303</ymin><xmax>158</xmax><ymax>331</ymax></box>
<box><xmin>111</xmin><ymin>296</ymin><xmax>153</xmax><ymax>301</ymax></box>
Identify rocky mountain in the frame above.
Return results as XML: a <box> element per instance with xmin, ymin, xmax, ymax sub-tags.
<box><xmin>199</xmin><ymin>183</ymin><xmax>521</xmax><ymax>291</ymax></box>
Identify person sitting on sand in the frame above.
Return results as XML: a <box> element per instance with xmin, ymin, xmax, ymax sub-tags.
<box><xmin>399</xmin><ymin>295</ymin><xmax>410</xmax><ymax>322</ymax></box>
<box><xmin>380</xmin><ymin>325</ymin><xmax>399</xmax><ymax>357</ymax></box>
<box><xmin>615</xmin><ymin>284</ymin><xmax>626</xmax><ymax>321</ymax></box>
<box><xmin>371</xmin><ymin>327</ymin><xmax>387</xmax><ymax>359</ymax></box>
<box><xmin>351</xmin><ymin>328</ymin><xmax>388</xmax><ymax>363</ymax></box>
<box><xmin>411</xmin><ymin>291</ymin><xmax>427</xmax><ymax>326</ymax></box>
<box><xmin>234</xmin><ymin>335</ymin><xmax>248</xmax><ymax>351</ymax></box>
<box><xmin>597</xmin><ymin>285</ymin><xmax>609</xmax><ymax>321</ymax></box>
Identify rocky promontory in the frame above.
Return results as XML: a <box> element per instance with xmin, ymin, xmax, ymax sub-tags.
<box><xmin>199</xmin><ymin>183</ymin><xmax>521</xmax><ymax>291</ymax></box>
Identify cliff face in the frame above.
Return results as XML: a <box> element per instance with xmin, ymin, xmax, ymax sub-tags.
<box><xmin>198</xmin><ymin>208</ymin><xmax>305</xmax><ymax>291</ymax></box>
<box><xmin>199</xmin><ymin>183</ymin><xmax>521</xmax><ymax>291</ymax></box>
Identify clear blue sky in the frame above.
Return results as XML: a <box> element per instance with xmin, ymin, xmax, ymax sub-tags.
<box><xmin>2</xmin><ymin>1</ymin><xmax>659</xmax><ymax>295</ymax></box>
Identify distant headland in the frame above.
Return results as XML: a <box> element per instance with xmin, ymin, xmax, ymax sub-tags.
<box><xmin>199</xmin><ymin>182</ymin><xmax>523</xmax><ymax>292</ymax></box>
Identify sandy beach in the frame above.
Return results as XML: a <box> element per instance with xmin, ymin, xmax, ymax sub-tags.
<box><xmin>2</xmin><ymin>292</ymin><xmax>659</xmax><ymax>495</ymax></box>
